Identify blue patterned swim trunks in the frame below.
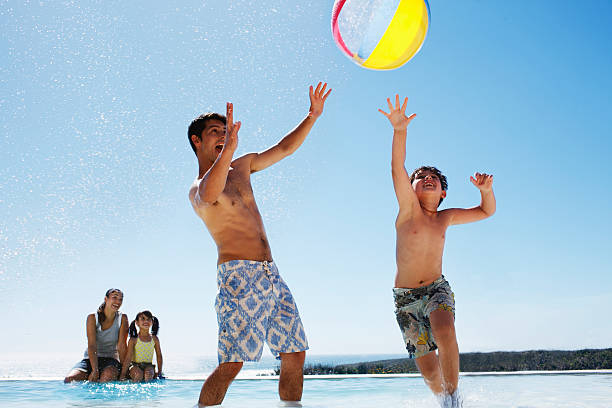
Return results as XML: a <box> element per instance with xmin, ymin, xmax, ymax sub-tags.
<box><xmin>393</xmin><ymin>275</ymin><xmax>455</xmax><ymax>359</ymax></box>
<box><xmin>215</xmin><ymin>260</ymin><xmax>308</xmax><ymax>363</ymax></box>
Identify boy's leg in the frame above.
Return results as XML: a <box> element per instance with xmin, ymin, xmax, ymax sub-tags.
<box><xmin>198</xmin><ymin>362</ymin><xmax>243</xmax><ymax>406</ymax></box>
<box><xmin>429</xmin><ymin>309</ymin><xmax>459</xmax><ymax>395</ymax></box>
<box><xmin>415</xmin><ymin>352</ymin><xmax>444</xmax><ymax>394</ymax></box>
<box><xmin>278</xmin><ymin>351</ymin><xmax>305</xmax><ymax>401</ymax></box>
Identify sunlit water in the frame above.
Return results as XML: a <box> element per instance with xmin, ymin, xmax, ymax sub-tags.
<box><xmin>1</xmin><ymin>374</ymin><xmax>611</xmax><ymax>407</ymax></box>
<box><xmin>1</xmin><ymin>354</ymin><xmax>610</xmax><ymax>407</ymax></box>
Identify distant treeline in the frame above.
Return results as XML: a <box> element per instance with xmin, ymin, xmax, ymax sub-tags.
<box><xmin>282</xmin><ymin>349</ymin><xmax>612</xmax><ymax>375</ymax></box>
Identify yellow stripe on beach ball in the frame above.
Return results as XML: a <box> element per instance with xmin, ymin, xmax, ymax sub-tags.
<box><xmin>362</xmin><ymin>0</ymin><xmax>430</xmax><ymax>70</ymax></box>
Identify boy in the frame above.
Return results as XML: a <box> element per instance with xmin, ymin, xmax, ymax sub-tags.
<box><xmin>378</xmin><ymin>95</ymin><xmax>495</xmax><ymax>407</ymax></box>
<box><xmin>188</xmin><ymin>83</ymin><xmax>331</xmax><ymax>406</ymax></box>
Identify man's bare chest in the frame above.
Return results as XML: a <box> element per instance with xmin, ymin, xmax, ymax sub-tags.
<box><xmin>223</xmin><ymin>172</ymin><xmax>255</xmax><ymax>205</ymax></box>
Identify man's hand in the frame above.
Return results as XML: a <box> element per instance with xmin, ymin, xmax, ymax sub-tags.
<box><xmin>470</xmin><ymin>172</ymin><xmax>494</xmax><ymax>192</ymax></box>
<box><xmin>223</xmin><ymin>102</ymin><xmax>240</xmax><ymax>154</ymax></box>
<box><xmin>88</xmin><ymin>370</ymin><xmax>99</xmax><ymax>382</ymax></box>
<box><xmin>378</xmin><ymin>94</ymin><xmax>417</xmax><ymax>130</ymax></box>
<box><xmin>308</xmin><ymin>82</ymin><xmax>332</xmax><ymax>119</ymax></box>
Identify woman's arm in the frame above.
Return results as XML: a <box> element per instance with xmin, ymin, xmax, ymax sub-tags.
<box><xmin>85</xmin><ymin>314</ymin><xmax>99</xmax><ymax>382</ymax></box>
<box><xmin>117</xmin><ymin>314</ymin><xmax>129</xmax><ymax>364</ymax></box>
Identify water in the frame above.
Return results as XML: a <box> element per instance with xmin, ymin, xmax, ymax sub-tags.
<box><xmin>1</xmin><ymin>354</ymin><xmax>611</xmax><ymax>407</ymax></box>
<box><xmin>1</xmin><ymin>374</ymin><xmax>611</xmax><ymax>407</ymax></box>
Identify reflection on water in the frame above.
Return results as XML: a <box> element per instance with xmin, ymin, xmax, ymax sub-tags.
<box><xmin>1</xmin><ymin>375</ymin><xmax>611</xmax><ymax>408</ymax></box>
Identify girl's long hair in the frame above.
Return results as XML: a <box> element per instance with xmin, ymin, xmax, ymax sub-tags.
<box><xmin>97</xmin><ymin>288</ymin><xmax>123</xmax><ymax>324</ymax></box>
<box><xmin>129</xmin><ymin>310</ymin><xmax>160</xmax><ymax>338</ymax></box>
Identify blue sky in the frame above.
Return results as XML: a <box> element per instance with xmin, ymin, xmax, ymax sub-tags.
<box><xmin>1</xmin><ymin>0</ymin><xmax>611</xmax><ymax>362</ymax></box>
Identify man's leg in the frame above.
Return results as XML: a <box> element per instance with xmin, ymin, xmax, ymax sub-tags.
<box><xmin>278</xmin><ymin>351</ymin><xmax>305</xmax><ymax>401</ymax></box>
<box><xmin>198</xmin><ymin>362</ymin><xmax>243</xmax><ymax>406</ymax></box>
<box><xmin>429</xmin><ymin>309</ymin><xmax>459</xmax><ymax>395</ymax></box>
<box><xmin>415</xmin><ymin>351</ymin><xmax>444</xmax><ymax>395</ymax></box>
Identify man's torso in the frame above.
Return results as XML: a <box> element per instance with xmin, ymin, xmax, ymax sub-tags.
<box><xmin>190</xmin><ymin>156</ymin><xmax>273</xmax><ymax>264</ymax></box>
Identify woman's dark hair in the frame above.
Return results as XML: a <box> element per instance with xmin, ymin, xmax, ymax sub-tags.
<box><xmin>129</xmin><ymin>310</ymin><xmax>160</xmax><ymax>338</ymax></box>
<box><xmin>97</xmin><ymin>288</ymin><xmax>123</xmax><ymax>324</ymax></box>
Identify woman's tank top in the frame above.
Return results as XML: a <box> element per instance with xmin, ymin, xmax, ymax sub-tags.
<box><xmin>83</xmin><ymin>311</ymin><xmax>122</xmax><ymax>360</ymax></box>
<box><xmin>133</xmin><ymin>337</ymin><xmax>155</xmax><ymax>363</ymax></box>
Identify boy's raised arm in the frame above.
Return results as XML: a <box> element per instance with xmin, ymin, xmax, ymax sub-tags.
<box><xmin>379</xmin><ymin>95</ymin><xmax>418</xmax><ymax>211</ymax></box>
<box><xmin>250</xmin><ymin>82</ymin><xmax>331</xmax><ymax>173</ymax></box>
<box><xmin>447</xmin><ymin>172</ymin><xmax>496</xmax><ymax>225</ymax></box>
<box><xmin>193</xmin><ymin>103</ymin><xmax>241</xmax><ymax>206</ymax></box>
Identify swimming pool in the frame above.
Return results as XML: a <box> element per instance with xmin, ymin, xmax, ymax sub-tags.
<box><xmin>1</xmin><ymin>373</ymin><xmax>611</xmax><ymax>407</ymax></box>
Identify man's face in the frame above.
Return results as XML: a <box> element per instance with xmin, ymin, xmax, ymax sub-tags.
<box><xmin>198</xmin><ymin>119</ymin><xmax>226</xmax><ymax>160</ymax></box>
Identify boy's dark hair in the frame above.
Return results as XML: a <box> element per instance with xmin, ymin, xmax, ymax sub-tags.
<box><xmin>187</xmin><ymin>113</ymin><xmax>226</xmax><ymax>155</ymax></box>
<box><xmin>410</xmin><ymin>166</ymin><xmax>448</xmax><ymax>205</ymax></box>
<box><xmin>129</xmin><ymin>310</ymin><xmax>160</xmax><ymax>337</ymax></box>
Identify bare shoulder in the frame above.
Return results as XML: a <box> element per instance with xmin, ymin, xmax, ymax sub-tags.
<box><xmin>128</xmin><ymin>337</ymin><xmax>137</xmax><ymax>345</ymax></box>
<box><xmin>153</xmin><ymin>335</ymin><xmax>160</xmax><ymax>345</ymax></box>
<box><xmin>188</xmin><ymin>179</ymin><xmax>199</xmax><ymax>204</ymax></box>
<box><xmin>232</xmin><ymin>152</ymin><xmax>257</xmax><ymax>169</ymax></box>
<box><xmin>86</xmin><ymin>313</ymin><xmax>96</xmax><ymax>323</ymax></box>
<box><xmin>436</xmin><ymin>208</ymin><xmax>455</xmax><ymax>220</ymax></box>
<box><xmin>395</xmin><ymin>205</ymin><xmax>419</xmax><ymax>226</ymax></box>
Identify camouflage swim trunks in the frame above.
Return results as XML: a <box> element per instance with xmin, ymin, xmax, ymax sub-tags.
<box><xmin>393</xmin><ymin>275</ymin><xmax>455</xmax><ymax>358</ymax></box>
<box><xmin>215</xmin><ymin>260</ymin><xmax>308</xmax><ymax>363</ymax></box>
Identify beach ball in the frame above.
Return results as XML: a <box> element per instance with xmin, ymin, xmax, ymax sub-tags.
<box><xmin>331</xmin><ymin>0</ymin><xmax>430</xmax><ymax>70</ymax></box>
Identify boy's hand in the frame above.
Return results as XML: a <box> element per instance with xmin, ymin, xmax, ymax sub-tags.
<box><xmin>378</xmin><ymin>94</ymin><xmax>416</xmax><ymax>130</ymax></box>
<box><xmin>308</xmin><ymin>82</ymin><xmax>332</xmax><ymax>119</ymax></box>
<box><xmin>470</xmin><ymin>172</ymin><xmax>494</xmax><ymax>192</ymax></box>
<box><xmin>223</xmin><ymin>102</ymin><xmax>240</xmax><ymax>154</ymax></box>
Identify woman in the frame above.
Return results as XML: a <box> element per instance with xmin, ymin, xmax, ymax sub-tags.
<box><xmin>64</xmin><ymin>288</ymin><xmax>129</xmax><ymax>382</ymax></box>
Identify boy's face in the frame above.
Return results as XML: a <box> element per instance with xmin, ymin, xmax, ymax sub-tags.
<box><xmin>194</xmin><ymin>119</ymin><xmax>226</xmax><ymax>161</ymax></box>
<box><xmin>412</xmin><ymin>170</ymin><xmax>446</xmax><ymax>201</ymax></box>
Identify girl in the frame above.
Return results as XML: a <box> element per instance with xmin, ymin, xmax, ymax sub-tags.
<box><xmin>64</xmin><ymin>288</ymin><xmax>129</xmax><ymax>383</ymax></box>
<box><xmin>120</xmin><ymin>310</ymin><xmax>163</xmax><ymax>382</ymax></box>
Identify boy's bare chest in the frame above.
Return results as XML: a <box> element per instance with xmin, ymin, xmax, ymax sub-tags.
<box><xmin>397</xmin><ymin>217</ymin><xmax>447</xmax><ymax>242</ymax></box>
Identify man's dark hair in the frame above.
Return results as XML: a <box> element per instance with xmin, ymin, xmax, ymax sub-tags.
<box><xmin>187</xmin><ymin>113</ymin><xmax>226</xmax><ymax>155</ymax></box>
<box><xmin>410</xmin><ymin>166</ymin><xmax>448</xmax><ymax>205</ymax></box>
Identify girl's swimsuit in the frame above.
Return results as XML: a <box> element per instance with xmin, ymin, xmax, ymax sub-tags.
<box><xmin>133</xmin><ymin>337</ymin><xmax>155</xmax><ymax>363</ymax></box>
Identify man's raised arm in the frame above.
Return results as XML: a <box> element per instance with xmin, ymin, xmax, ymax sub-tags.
<box><xmin>250</xmin><ymin>82</ymin><xmax>331</xmax><ymax>173</ymax></box>
<box><xmin>193</xmin><ymin>103</ymin><xmax>241</xmax><ymax>206</ymax></box>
